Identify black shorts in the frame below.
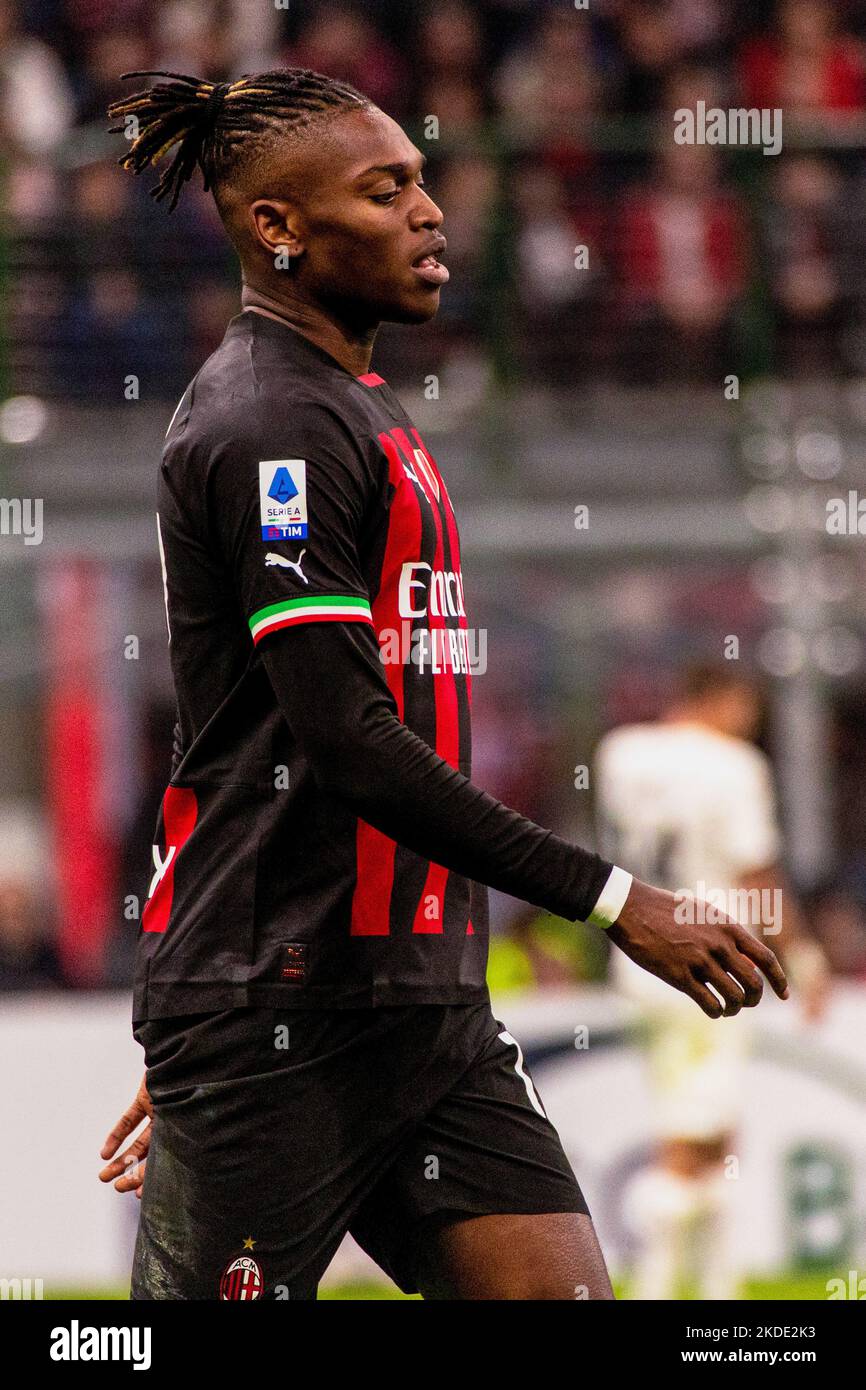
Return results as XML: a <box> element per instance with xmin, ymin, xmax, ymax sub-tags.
<box><xmin>131</xmin><ymin>1000</ymin><xmax>588</xmax><ymax>1300</ymax></box>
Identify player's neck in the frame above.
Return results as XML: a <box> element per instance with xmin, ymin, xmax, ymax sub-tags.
<box><xmin>240</xmin><ymin>282</ymin><xmax>378</xmax><ymax>377</ymax></box>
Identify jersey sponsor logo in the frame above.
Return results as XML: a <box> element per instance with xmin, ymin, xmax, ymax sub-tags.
<box><xmin>397</xmin><ymin>560</ymin><xmax>466</xmax><ymax>618</ymax></box>
<box><xmin>219</xmin><ymin>1256</ymin><xmax>264</xmax><ymax>1301</ymax></box>
<box><xmin>264</xmin><ymin>548</ymin><xmax>308</xmax><ymax>583</ymax></box>
<box><xmin>259</xmin><ymin>459</ymin><xmax>308</xmax><ymax>540</ymax></box>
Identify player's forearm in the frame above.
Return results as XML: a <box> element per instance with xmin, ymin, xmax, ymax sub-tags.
<box><xmin>260</xmin><ymin>624</ymin><xmax>614</xmax><ymax>923</ymax></box>
<box><xmin>331</xmin><ymin>711</ymin><xmax>612</xmax><ymax>922</ymax></box>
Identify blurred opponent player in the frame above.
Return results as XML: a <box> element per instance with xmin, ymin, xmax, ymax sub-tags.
<box><xmin>596</xmin><ymin>662</ymin><xmax>829</xmax><ymax>1299</ymax></box>
<box><xmin>97</xmin><ymin>71</ymin><xmax>788</xmax><ymax>1300</ymax></box>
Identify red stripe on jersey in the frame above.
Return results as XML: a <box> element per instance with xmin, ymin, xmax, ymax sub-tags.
<box><xmin>389</xmin><ymin>427</ymin><xmax>460</xmax><ymax>937</ymax></box>
<box><xmin>356</xmin><ymin>371</ymin><xmax>386</xmax><ymax>387</ymax></box>
<box><xmin>348</xmin><ymin>432</ymin><xmax>424</xmax><ymax>936</ymax></box>
<box><xmin>410</xmin><ymin>428</ymin><xmax>472</xmax><ymax>709</ymax></box>
<box><xmin>412</xmin><ymin>428</ymin><xmax>476</xmax><ymax>939</ymax></box>
<box><xmin>142</xmin><ymin>786</ymin><xmax>198</xmax><ymax>933</ymax></box>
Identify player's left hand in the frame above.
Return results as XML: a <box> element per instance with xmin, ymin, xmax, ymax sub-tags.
<box><xmin>608</xmin><ymin>878</ymin><xmax>789</xmax><ymax>1017</ymax></box>
<box><xmin>98</xmin><ymin>1073</ymin><xmax>152</xmax><ymax>1200</ymax></box>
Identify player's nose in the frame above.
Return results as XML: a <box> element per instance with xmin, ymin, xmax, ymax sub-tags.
<box><xmin>411</xmin><ymin>185</ymin><xmax>444</xmax><ymax>230</ymax></box>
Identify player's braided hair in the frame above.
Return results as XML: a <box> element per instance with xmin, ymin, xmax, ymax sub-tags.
<box><xmin>108</xmin><ymin>68</ymin><xmax>370</xmax><ymax>212</ymax></box>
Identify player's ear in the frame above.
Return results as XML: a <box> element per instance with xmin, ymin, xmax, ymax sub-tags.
<box><xmin>248</xmin><ymin>198</ymin><xmax>305</xmax><ymax>265</ymax></box>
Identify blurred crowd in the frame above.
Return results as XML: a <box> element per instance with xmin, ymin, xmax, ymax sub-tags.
<box><xmin>6</xmin><ymin>0</ymin><xmax>866</xmax><ymax>393</ymax></box>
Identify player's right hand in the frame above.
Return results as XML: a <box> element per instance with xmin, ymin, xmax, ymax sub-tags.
<box><xmin>607</xmin><ymin>878</ymin><xmax>790</xmax><ymax>1018</ymax></box>
<box><xmin>98</xmin><ymin>1073</ymin><xmax>153</xmax><ymax>1200</ymax></box>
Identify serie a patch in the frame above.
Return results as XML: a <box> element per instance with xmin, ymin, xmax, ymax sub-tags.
<box><xmin>259</xmin><ymin>459</ymin><xmax>308</xmax><ymax>540</ymax></box>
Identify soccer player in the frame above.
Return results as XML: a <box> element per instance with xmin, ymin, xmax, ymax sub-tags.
<box><xmin>596</xmin><ymin>662</ymin><xmax>829</xmax><ymax>1299</ymax></box>
<box><xmin>98</xmin><ymin>70</ymin><xmax>789</xmax><ymax>1301</ymax></box>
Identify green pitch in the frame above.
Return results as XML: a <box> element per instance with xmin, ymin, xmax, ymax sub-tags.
<box><xmin>43</xmin><ymin>1273</ymin><xmax>839</xmax><ymax>1301</ymax></box>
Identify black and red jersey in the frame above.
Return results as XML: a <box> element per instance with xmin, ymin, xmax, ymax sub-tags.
<box><xmin>133</xmin><ymin>309</ymin><xmax>613</xmax><ymax>1019</ymax></box>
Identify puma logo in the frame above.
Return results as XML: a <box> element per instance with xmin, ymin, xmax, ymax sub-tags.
<box><xmin>265</xmin><ymin>549</ymin><xmax>308</xmax><ymax>583</ymax></box>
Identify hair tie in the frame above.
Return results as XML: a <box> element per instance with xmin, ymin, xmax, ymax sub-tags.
<box><xmin>204</xmin><ymin>81</ymin><xmax>230</xmax><ymax>126</ymax></box>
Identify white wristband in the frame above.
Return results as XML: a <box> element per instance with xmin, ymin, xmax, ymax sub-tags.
<box><xmin>587</xmin><ymin>866</ymin><xmax>633</xmax><ymax>928</ymax></box>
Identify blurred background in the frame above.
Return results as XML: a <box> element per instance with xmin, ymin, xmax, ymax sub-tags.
<box><xmin>1</xmin><ymin>0</ymin><xmax>866</xmax><ymax>1299</ymax></box>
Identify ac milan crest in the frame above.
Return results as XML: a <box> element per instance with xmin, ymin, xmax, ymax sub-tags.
<box><xmin>219</xmin><ymin>1255</ymin><xmax>264</xmax><ymax>1300</ymax></box>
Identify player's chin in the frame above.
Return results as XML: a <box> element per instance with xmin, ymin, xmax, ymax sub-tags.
<box><xmin>385</xmin><ymin>289</ymin><xmax>442</xmax><ymax>324</ymax></box>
